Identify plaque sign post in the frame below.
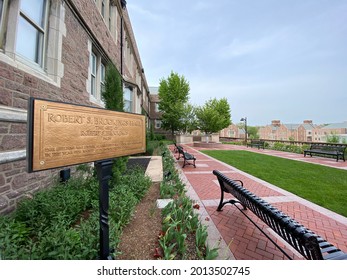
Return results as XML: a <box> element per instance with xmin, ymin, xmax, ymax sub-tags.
<box><xmin>95</xmin><ymin>160</ymin><xmax>113</xmax><ymax>260</ymax></box>
<box><xmin>27</xmin><ymin>98</ymin><xmax>146</xmax><ymax>260</ymax></box>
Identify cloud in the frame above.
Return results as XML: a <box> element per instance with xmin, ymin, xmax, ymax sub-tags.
<box><xmin>127</xmin><ymin>3</ymin><xmax>162</xmax><ymax>22</ymax></box>
<box><xmin>128</xmin><ymin>0</ymin><xmax>347</xmax><ymax>125</ymax></box>
<box><xmin>219</xmin><ymin>37</ymin><xmax>273</xmax><ymax>58</ymax></box>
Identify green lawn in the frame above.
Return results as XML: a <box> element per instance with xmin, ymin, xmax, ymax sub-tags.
<box><xmin>202</xmin><ymin>150</ymin><xmax>347</xmax><ymax>217</ymax></box>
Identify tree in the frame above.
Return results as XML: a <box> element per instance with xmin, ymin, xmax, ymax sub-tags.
<box><xmin>101</xmin><ymin>63</ymin><xmax>127</xmax><ymax>184</ymax></box>
<box><xmin>181</xmin><ymin>103</ymin><xmax>197</xmax><ymax>134</ymax></box>
<box><xmin>101</xmin><ymin>63</ymin><xmax>124</xmax><ymax>111</ymax></box>
<box><xmin>158</xmin><ymin>71</ymin><xmax>190</xmax><ymax>138</ymax></box>
<box><xmin>326</xmin><ymin>132</ymin><xmax>340</xmax><ymax>143</ymax></box>
<box><xmin>247</xmin><ymin>126</ymin><xmax>259</xmax><ymax>139</ymax></box>
<box><xmin>195</xmin><ymin>98</ymin><xmax>231</xmax><ymax>138</ymax></box>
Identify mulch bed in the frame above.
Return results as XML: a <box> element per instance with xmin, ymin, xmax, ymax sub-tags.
<box><xmin>126</xmin><ymin>157</ymin><xmax>151</xmax><ymax>172</ymax></box>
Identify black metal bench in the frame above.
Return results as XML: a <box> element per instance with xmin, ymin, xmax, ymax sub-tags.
<box><xmin>213</xmin><ymin>170</ymin><xmax>347</xmax><ymax>260</ymax></box>
<box><xmin>173</xmin><ymin>142</ymin><xmax>181</xmax><ymax>154</ymax></box>
<box><xmin>304</xmin><ymin>143</ymin><xmax>346</xmax><ymax>162</ymax></box>
<box><xmin>247</xmin><ymin>139</ymin><xmax>265</xmax><ymax>149</ymax></box>
<box><xmin>175</xmin><ymin>144</ymin><xmax>196</xmax><ymax>168</ymax></box>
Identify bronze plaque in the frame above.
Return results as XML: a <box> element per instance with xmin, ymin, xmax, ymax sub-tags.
<box><xmin>27</xmin><ymin>98</ymin><xmax>146</xmax><ymax>172</ymax></box>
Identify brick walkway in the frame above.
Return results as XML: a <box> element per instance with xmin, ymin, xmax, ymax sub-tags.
<box><xmin>170</xmin><ymin>144</ymin><xmax>347</xmax><ymax>260</ymax></box>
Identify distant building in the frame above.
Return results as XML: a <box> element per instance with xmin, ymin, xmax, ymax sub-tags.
<box><xmin>314</xmin><ymin>121</ymin><xmax>347</xmax><ymax>143</ymax></box>
<box><xmin>258</xmin><ymin>120</ymin><xmax>347</xmax><ymax>143</ymax></box>
<box><xmin>258</xmin><ymin>120</ymin><xmax>316</xmax><ymax>141</ymax></box>
<box><xmin>149</xmin><ymin>86</ymin><xmax>164</xmax><ymax>133</ymax></box>
<box><xmin>219</xmin><ymin>124</ymin><xmax>245</xmax><ymax>139</ymax></box>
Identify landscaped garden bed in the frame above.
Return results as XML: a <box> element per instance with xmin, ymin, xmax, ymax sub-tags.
<box><xmin>0</xmin><ymin>165</ymin><xmax>151</xmax><ymax>260</ymax></box>
<box><xmin>0</xmin><ymin>142</ymin><xmax>218</xmax><ymax>260</ymax></box>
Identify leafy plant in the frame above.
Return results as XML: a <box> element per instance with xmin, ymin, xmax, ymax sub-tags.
<box><xmin>0</xmin><ymin>164</ymin><xmax>152</xmax><ymax>259</ymax></box>
<box><xmin>195</xmin><ymin>97</ymin><xmax>231</xmax><ymax>137</ymax></box>
<box><xmin>159</xmin><ymin>146</ymin><xmax>219</xmax><ymax>260</ymax></box>
<box><xmin>158</xmin><ymin>71</ymin><xmax>190</xmax><ymax>138</ymax></box>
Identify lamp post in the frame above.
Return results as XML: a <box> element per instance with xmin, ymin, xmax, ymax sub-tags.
<box><xmin>240</xmin><ymin>117</ymin><xmax>247</xmax><ymax>145</ymax></box>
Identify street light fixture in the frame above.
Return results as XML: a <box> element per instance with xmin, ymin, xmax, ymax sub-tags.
<box><xmin>240</xmin><ymin>117</ymin><xmax>247</xmax><ymax>144</ymax></box>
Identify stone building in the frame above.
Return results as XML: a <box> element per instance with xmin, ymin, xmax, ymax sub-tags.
<box><xmin>258</xmin><ymin>120</ymin><xmax>316</xmax><ymax>142</ymax></box>
<box><xmin>219</xmin><ymin>124</ymin><xmax>245</xmax><ymax>139</ymax></box>
<box><xmin>313</xmin><ymin>121</ymin><xmax>347</xmax><ymax>143</ymax></box>
<box><xmin>148</xmin><ymin>86</ymin><xmax>163</xmax><ymax>134</ymax></box>
<box><xmin>0</xmin><ymin>0</ymin><xmax>150</xmax><ymax>214</ymax></box>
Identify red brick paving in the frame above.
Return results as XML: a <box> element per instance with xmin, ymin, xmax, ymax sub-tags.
<box><xmin>170</xmin><ymin>144</ymin><xmax>347</xmax><ymax>260</ymax></box>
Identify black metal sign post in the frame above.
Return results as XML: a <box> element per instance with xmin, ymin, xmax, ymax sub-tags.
<box><xmin>95</xmin><ymin>159</ymin><xmax>114</xmax><ymax>260</ymax></box>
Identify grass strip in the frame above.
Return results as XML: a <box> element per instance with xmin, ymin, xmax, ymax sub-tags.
<box><xmin>202</xmin><ymin>150</ymin><xmax>347</xmax><ymax>217</ymax></box>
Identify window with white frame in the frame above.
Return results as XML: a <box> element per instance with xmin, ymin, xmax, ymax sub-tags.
<box><xmin>0</xmin><ymin>0</ymin><xmax>65</xmax><ymax>86</ymax></box>
<box><xmin>155</xmin><ymin>120</ymin><xmax>162</xmax><ymax>129</ymax></box>
<box><xmin>0</xmin><ymin>0</ymin><xmax>5</xmax><ymax>48</ymax></box>
<box><xmin>88</xmin><ymin>43</ymin><xmax>106</xmax><ymax>106</ymax></box>
<box><xmin>16</xmin><ymin>0</ymin><xmax>48</xmax><ymax>66</ymax></box>
<box><xmin>90</xmin><ymin>52</ymin><xmax>97</xmax><ymax>97</ymax></box>
<box><xmin>101</xmin><ymin>0</ymin><xmax>105</xmax><ymax>18</ymax></box>
<box><xmin>124</xmin><ymin>86</ymin><xmax>133</xmax><ymax>112</ymax></box>
<box><xmin>108</xmin><ymin>2</ymin><xmax>112</xmax><ymax>29</ymax></box>
<box><xmin>100</xmin><ymin>63</ymin><xmax>105</xmax><ymax>94</ymax></box>
<box><xmin>0</xmin><ymin>0</ymin><xmax>4</xmax><ymax>23</ymax></box>
<box><xmin>0</xmin><ymin>0</ymin><xmax>3</xmax><ymax>15</ymax></box>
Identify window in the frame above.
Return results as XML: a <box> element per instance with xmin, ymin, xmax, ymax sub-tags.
<box><xmin>0</xmin><ymin>0</ymin><xmax>4</xmax><ymax>21</ymax></box>
<box><xmin>155</xmin><ymin>103</ymin><xmax>159</xmax><ymax>112</ymax></box>
<box><xmin>88</xmin><ymin>43</ymin><xmax>106</xmax><ymax>106</ymax></box>
<box><xmin>155</xmin><ymin>120</ymin><xmax>162</xmax><ymax>129</ymax></box>
<box><xmin>0</xmin><ymin>0</ymin><xmax>65</xmax><ymax>86</ymax></box>
<box><xmin>101</xmin><ymin>0</ymin><xmax>105</xmax><ymax>18</ymax></box>
<box><xmin>108</xmin><ymin>2</ymin><xmax>112</xmax><ymax>28</ymax></box>
<box><xmin>100</xmin><ymin>63</ymin><xmax>105</xmax><ymax>94</ymax></box>
<box><xmin>90</xmin><ymin>52</ymin><xmax>97</xmax><ymax>97</ymax></box>
<box><xmin>124</xmin><ymin>87</ymin><xmax>133</xmax><ymax>112</ymax></box>
<box><xmin>0</xmin><ymin>0</ymin><xmax>6</xmax><ymax>47</ymax></box>
<box><xmin>16</xmin><ymin>0</ymin><xmax>48</xmax><ymax>66</ymax></box>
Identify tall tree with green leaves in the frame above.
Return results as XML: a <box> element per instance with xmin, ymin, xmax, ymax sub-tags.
<box><xmin>195</xmin><ymin>98</ymin><xmax>231</xmax><ymax>139</ymax></box>
<box><xmin>181</xmin><ymin>103</ymin><xmax>198</xmax><ymax>134</ymax></box>
<box><xmin>101</xmin><ymin>63</ymin><xmax>127</xmax><ymax>184</ymax></box>
<box><xmin>158</xmin><ymin>71</ymin><xmax>190</xmax><ymax>138</ymax></box>
<box><xmin>102</xmin><ymin>63</ymin><xmax>124</xmax><ymax>111</ymax></box>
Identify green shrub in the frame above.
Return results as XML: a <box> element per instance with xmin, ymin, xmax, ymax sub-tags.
<box><xmin>0</xmin><ymin>165</ymin><xmax>152</xmax><ymax>260</ymax></box>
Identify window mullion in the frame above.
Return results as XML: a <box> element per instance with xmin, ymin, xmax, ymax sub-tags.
<box><xmin>19</xmin><ymin>11</ymin><xmax>45</xmax><ymax>34</ymax></box>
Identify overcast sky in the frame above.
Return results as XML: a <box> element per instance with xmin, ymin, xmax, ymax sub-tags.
<box><xmin>127</xmin><ymin>0</ymin><xmax>347</xmax><ymax>126</ymax></box>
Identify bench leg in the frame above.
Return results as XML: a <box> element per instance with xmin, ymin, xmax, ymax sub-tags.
<box><xmin>217</xmin><ymin>189</ymin><xmax>225</xmax><ymax>211</ymax></box>
<box><xmin>217</xmin><ymin>189</ymin><xmax>246</xmax><ymax>211</ymax></box>
<box><xmin>218</xmin><ymin>199</ymin><xmax>246</xmax><ymax>211</ymax></box>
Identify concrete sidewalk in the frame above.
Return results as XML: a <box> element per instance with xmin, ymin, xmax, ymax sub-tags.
<box><xmin>171</xmin><ymin>144</ymin><xmax>347</xmax><ymax>260</ymax></box>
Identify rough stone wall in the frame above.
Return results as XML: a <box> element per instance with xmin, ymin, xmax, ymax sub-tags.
<box><xmin>0</xmin><ymin>1</ymin><xmax>129</xmax><ymax>214</ymax></box>
<box><xmin>0</xmin><ymin>59</ymin><xmax>65</xmax><ymax>214</ymax></box>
